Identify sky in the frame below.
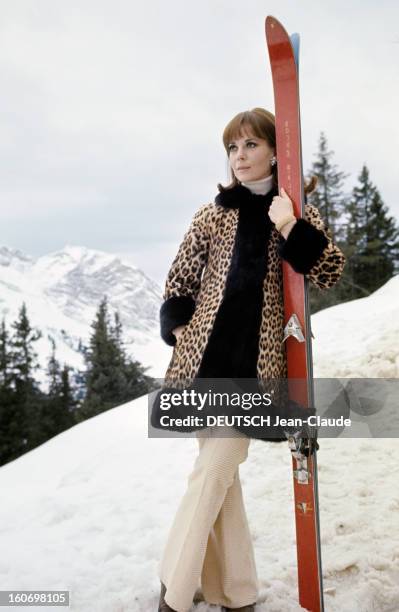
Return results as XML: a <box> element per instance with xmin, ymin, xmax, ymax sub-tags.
<box><xmin>0</xmin><ymin>0</ymin><xmax>398</xmax><ymax>285</ymax></box>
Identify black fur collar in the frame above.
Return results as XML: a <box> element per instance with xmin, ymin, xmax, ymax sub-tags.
<box><xmin>215</xmin><ymin>182</ymin><xmax>278</xmax><ymax>209</ymax></box>
<box><xmin>197</xmin><ymin>183</ymin><xmax>275</xmax><ymax>381</ymax></box>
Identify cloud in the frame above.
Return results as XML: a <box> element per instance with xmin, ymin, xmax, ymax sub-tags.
<box><xmin>0</xmin><ymin>0</ymin><xmax>397</xmax><ymax>283</ymax></box>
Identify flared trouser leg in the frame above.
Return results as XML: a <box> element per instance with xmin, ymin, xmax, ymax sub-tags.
<box><xmin>158</xmin><ymin>427</ymin><xmax>259</xmax><ymax>612</ymax></box>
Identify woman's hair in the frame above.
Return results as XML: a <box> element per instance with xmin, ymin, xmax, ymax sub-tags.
<box><xmin>217</xmin><ymin>107</ymin><xmax>317</xmax><ymax>195</ymax></box>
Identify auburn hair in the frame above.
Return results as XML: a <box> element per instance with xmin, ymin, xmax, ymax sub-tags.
<box><xmin>217</xmin><ymin>107</ymin><xmax>317</xmax><ymax>195</ymax></box>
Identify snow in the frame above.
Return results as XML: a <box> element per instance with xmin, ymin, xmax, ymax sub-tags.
<box><xmin>1</xmin><ymin>396</ymin><xmax>398</xmax><ymax>611</ymax></box>
<box><xmin>1</xmin><ymin>271</ymin><xmax>398</xmax><ymax>611</ymax></box>
<box><xmin>312</xmin><ymin>275</ymin><xmax>399</xmax><ymax>378</ymax></box>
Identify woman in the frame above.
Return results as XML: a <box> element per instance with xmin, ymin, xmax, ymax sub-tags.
<box><xmin>153</xmin><ymin>107</ymin><xmax>346</xmax><ymax>611</ymax></box>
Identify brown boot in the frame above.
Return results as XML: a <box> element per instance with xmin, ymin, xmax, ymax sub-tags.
<box><xmin>222</xmin><ymin>605</ymin><xmax>256</xmax><ymax>611</ymax></box>
<box><xmin>158</xmin><ymin>581</ymin><xmax>177</xmax><ymax>611</ymax></box>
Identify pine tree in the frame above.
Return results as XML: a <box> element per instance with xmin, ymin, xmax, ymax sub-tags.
<box><xmin>110</xmin><ymin>309</ymin><xmax>158</xmax><ymax>398</ymax></box>
<box><xmin>79</xmin><ymin>296</ymin><xmax>157</xmax><ymax>420</ymax></box>
<box><xmin>40</xmin><ymin>338</ymin><xmax>61</xmax><ymax>439</ymax></box>
<box><xmin>47</xmin><ymin>338</ymin><xmax>61</xmax><ymax>396</ymax></box>
<box><xmin>361</xmin><ymin>170</ymin><xmax>399</xmax><ymax>289</ymax></box>
<box><xmin>42</xmin><ymin>339</ymin><xmax>77</xmax><ymax>439</ymax></box>
<box><xmin>10</xmin><ymin>303</ymin><xmax>41</xmax><ymax>383</ymax></box>
<box><xmin>9</xmin><ymin>303</ymin><xmax>45</xmax><ymax>453</ymax></box>
<box><xmin>81</xmin><ymin>296</ymin><xmax>121</xmax><ymax>418</ymax></box>
<box><xmin>306</xmin><ymin>133</ymin><xmax>349</xmax><ymax>312</ymax></box>
<box><xmin>344</xmin><ymin>165</ymin><xmax>399</xmax><ymax>298</ymax></box>
<box><xmin>0</xmin><ymin>319</ymin><xmax>18</xmax><ymax>465</ymax></box>
<box><xmin>0</xmin><ymin>319</ymin><xmax>12</xmax><ymax>389</ymax></box>
<box><xmin>70</xmin><ymin>339</ymin><xmax>89</xmax><ymax>408</ymax></box>
<box><xmin>59</xmin><ymin>364</ymin><xmax>78</xmax><ymax>425</ymax></box>
<box><xmin>124</xmin><ymin>357</ymin><xmax>159</xmax><ymax>398</ymax></box>
<box><xmin>307</xmin><ymin>132</ymin><xmax>349</xmax><ymax>244</ymax></box>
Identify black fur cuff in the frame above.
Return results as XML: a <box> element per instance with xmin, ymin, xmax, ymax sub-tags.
<box><xmin>278</xmin><ymin>218</ymin><xmax>328</xmax><ymax>274</ymax></box>
<box><xmin>160</xmin><ymin>295</ymin><xmax>196</xmax><ymax>346</ymax></box>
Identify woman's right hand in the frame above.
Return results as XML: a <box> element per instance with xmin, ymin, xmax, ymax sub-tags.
<box><xmin>173</xmin><ymin>325</ymin><xmax>186</xmax><ymax>341</ymax></box>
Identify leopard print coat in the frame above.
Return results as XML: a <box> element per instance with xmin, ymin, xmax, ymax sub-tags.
<box><xmin>152</xmin><ymin>182</ymin><xmax>346</xmax><ymax>439</ymax></box>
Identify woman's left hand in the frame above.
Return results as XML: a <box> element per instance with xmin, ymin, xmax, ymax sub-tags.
<box><xmin>268</xmin><ymin>187</ymin><xmax>294</xmax><ymax>225</ymax></box>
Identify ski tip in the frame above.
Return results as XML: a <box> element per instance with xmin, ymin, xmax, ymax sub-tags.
<box><xmin>265</xmin><ymin>15</ymin><xmax>283</xmax><ymax>33</ymax></box>
<box><xmin>265</xmin><ymin>15</ymin><xmax>291</xmax><ymax>43</ymax></box>
<box><xmin>265</xmin><ymin>15</ymin><xmax>277</xmax><ymax>24</ymax></box>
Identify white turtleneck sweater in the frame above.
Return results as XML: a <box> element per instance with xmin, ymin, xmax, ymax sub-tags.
<box><xmin>241</xmin><ymin>174</ymin><xmax>274</xmax><ymax>195</ymax></box>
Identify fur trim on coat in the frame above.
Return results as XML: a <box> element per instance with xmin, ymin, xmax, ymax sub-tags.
<box><xmin>160</xmin><ymin>295</ymin><xmax>196</xmax><ymax>346</ymax></box>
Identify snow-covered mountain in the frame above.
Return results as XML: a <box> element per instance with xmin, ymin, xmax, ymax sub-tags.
<box><xmin>0</xmin><ymin>244</ymin><xmax>170</xmax><ymax>381</ymax></box>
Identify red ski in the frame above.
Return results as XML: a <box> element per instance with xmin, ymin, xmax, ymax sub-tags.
<box><xmin>265</xmin><ymin>16</ymin><xmax>324</xmax><ymax>612</ymax></box>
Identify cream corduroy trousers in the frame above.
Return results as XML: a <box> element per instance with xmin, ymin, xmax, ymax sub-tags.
<box><xmin>158</xmin><ymin>426</ymin><xmax>259</xmax><ymax>611</ymax></box>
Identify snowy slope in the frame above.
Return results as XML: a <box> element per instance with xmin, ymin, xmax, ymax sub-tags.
<box><xmin>0</xmin><ymin>395</ymin><xmax>398</xmax><ymax>612</ymax></box>
<box><xmin>312</xmin><ymin>275</ymin><xmax>399</xmax><ymax>378</ymax></box>
<box><xmin>1</xmin><ymin>266</ymin><xmax>399</xmax><ymax>611</ymax></box>
<box><xmin>0</xmin><ymin>245</ymin><xmax>169</xmax><ymax>381</ymax></box>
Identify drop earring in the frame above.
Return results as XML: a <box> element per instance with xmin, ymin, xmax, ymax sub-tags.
<box><xmin>270</xmin><ymin>155</ymin><xmax>277</xmax><ymax>167</ymax></box>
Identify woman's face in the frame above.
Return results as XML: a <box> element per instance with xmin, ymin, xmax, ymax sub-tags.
<box><xmin>227</xmin><ymin>127</ymin><xmax>275</xmax><ymax>182</ymax></box>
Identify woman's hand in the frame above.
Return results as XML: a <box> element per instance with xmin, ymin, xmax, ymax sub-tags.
<box><xmin>268</xmin><ymin>187</ymin><xmax>297</xmax><ymax>238</ymax></box>
<box><xmin>173</xmin><ymin>325</ymin><xmax>186</xmax><ymax>340</ymax></box>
